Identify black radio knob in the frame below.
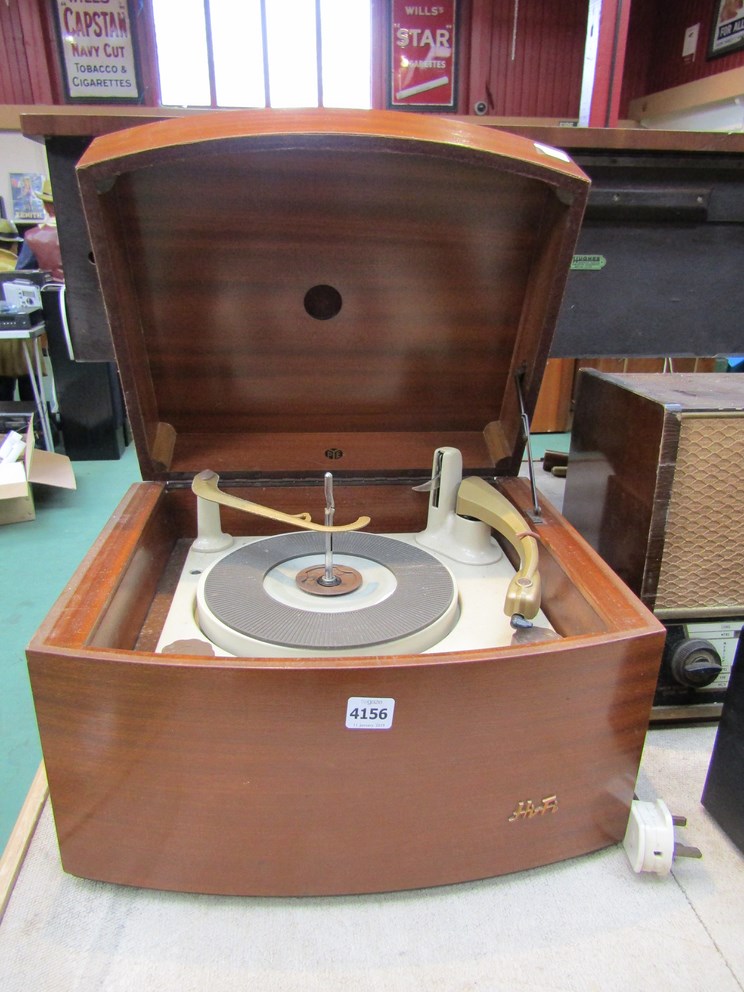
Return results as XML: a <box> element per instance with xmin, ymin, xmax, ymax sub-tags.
<box><xmin>667</xmin><ymin>638</ymin><xmax>722</xmax><ymax>688</ymax></box>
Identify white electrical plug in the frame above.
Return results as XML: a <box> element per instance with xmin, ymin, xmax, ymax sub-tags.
<box><xmin>623</xmin><ymin>799</ymin><xmax>702</xmax><ymax>875</ymax></box>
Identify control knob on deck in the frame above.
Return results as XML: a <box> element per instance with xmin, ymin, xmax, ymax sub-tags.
<box><xmin>666</xmin><ymin>637</ymin><xmax>722</xmax><ymax>688</ymax></box>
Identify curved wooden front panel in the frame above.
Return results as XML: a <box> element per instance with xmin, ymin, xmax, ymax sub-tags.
<box><xmin>29</xmin><ymin>633</ymin><xmax>658</xmax><ymax>896</ymax></box>
<box><xmin>27</xmin><ymin>479</ymin><xmax>663</xmax><ymax>896</ymax></box>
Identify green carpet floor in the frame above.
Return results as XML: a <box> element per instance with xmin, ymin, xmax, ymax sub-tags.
<box><xmin>0</xmin><ymin>443</ymin><xmax>141</xmax><ymax>852</ymax></box>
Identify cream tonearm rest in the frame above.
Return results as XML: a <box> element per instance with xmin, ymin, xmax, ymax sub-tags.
<box><xmin>191</xmin><ymin>469</ymin><xmax>370</xmax><ymax>533</ymax></box>
<box><xmin>190</xmin><ymin>468</ymin><xmax>370</xmax><ymax>555</ymax></box>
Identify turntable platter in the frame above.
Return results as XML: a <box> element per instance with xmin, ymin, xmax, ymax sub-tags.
<box><xmin>159</xmin><ymin>448</ymin><xmax>558</xmax><ymax>659</ymax></box>
<box><xmin>197</xmin><ymin>531</ymin><xmax>459</xmax><ymax>656</ymax></box>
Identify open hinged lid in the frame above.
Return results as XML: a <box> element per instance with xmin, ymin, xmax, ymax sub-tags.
<box><xmin>76</xmin><ymin>110</ymin><xmax>589</xmax><ymax>484</ymax></box>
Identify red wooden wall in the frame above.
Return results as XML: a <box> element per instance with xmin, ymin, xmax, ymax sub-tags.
<box><xmin>465</xmin><ymin>0</ymin><xmax>588</xmax><ymax>118</ymax></box>
<box><xmin>0</xmin><ymin>1</ymin><xmax>55</xmax><ymax>104</ymax></box>
<box><xmin>3</xmin><ymin>1</ymin><xmax>744</xmax><ymax>121</ymax></box>
<box><xmin>621</xmin><ymin>0</ymin><xmax>744</xmax><ymax>116</ymax></box>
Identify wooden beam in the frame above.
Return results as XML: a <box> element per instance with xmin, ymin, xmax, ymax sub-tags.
<box><xmin>588</xmin><ymin>0</ymin><xmax>632</xmax><ymax>127</ymax></box>
<box><xmin>0</xmin><ymin>764</ymin><xmax>48</xmax><ymax>923</ymax></box>
<box><xmin>628</xmin><ymin>65</ymin><xmax>744</xmax><ymax>122</ymax></box>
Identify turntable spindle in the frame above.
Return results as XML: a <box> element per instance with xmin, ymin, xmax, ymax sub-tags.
<box><xmin>319</xmin><ymin>472</ymin><xmax>340</xmax><ymax>588</ymax></box>
<box><xmin>294</xmin><ymin>473</ymin><xmax>364</xmax><ymax>597</ymax></box>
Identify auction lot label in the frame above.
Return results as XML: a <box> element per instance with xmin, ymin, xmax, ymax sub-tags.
<box><xmin>54</xmin><ymin>0</ymin><xmax>141</xmax><ymax>102</ymax></box>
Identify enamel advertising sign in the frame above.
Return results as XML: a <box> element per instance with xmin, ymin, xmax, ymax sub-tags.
<box><xmin>708</xmin><ymin>0</ymin><xmax>744</xmax><ymax>58</ymax></box>
<box><xmin>53</xmin><ymin>0</ymin><xmax>142</xmax><ymax>102</ymax></box>
<box><xmin>390</xmin><ymin>1</ymin><xmax>457</xmax><ymax>109</ymax></box>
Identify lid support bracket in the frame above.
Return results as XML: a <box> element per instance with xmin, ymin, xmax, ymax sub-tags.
<box><xmin>514</xmin><ymin>368</ymin><xmax>542</xmax><ymax>523</ymax></box>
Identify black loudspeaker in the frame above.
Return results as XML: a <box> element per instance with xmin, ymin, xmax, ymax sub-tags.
<box><xmin>702</xmin><ymin>635</ymin><xmax>744</xmax><ymax>854</ymax></box>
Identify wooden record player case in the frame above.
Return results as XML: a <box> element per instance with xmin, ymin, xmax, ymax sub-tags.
<box><xmin>26</xmin><ymin>110</ymin><xmax>664</xmax><ymax>896</ymax></box>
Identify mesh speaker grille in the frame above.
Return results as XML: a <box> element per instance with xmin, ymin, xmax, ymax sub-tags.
<box><xmin>655</xmin><ymin>414</ymin><xmax>744</xmax><ymax>612</ymax></box>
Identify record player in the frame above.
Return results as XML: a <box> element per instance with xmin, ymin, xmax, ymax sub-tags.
<box><xmin>26</xmin><ymin>110</ymin><xmax>664</xmax><ymax>897</ymax></box>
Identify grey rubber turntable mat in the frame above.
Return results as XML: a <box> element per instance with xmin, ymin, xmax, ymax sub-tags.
<box><xmin>202</xmin><ymin>532</ymin><xmax>455</xmax><ymax>650</ymax></box>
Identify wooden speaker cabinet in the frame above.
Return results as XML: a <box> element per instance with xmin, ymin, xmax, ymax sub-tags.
<box><xmin>563</xmin><ymin>370</ymin><xmax>744</xmax><ymax>719</ymax></box>
<box><xmin>26</xmin><ymin>112</ymin><xmax>663</xmax><ymax>897</ymax></box>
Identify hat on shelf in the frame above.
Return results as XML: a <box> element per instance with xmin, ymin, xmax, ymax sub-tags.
<box><xmin>0</xmin><ymin>218</ymin><xmax>23</xmax><ymax>242</ymax></box>
<box><xmin>40</xmin><ymin>179</ymin><xmax>54</xmax><ymax>203</ymax></box>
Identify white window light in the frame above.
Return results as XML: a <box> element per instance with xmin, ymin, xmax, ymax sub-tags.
<box><xmin>152</xmin><ymin>0</ymin><xmax>371</xmax><ymax>110</ymax></box>
<box><xmin>152</xmin><ymin>0</ymin><xmax>211</xmax><ymax>107</ymax></box>
<box><xmin>212</xmin><ymin>0</ymin><xmax>266</xmax><ymax>108</ymax></box>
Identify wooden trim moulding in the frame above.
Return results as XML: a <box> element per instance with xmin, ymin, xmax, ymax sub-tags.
<box><xmin>2</xmin><ymin>103</ymin><xmax>206</xmax><ymax>134</ymax></box>
<box><xmin>628</xmin><ymin>65</ymin><xmax>744</xmax><ymax>123</ymax></box>
<box><xmin>0</xmin><ymin>763</ymin><xmax>48</xmax><ymax>923</ymax></box>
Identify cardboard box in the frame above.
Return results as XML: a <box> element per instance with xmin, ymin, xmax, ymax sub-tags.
<box><xmin>0</xmin><ymin>409</ymin><xmax>76</xmax><ymax>524</ymax></box>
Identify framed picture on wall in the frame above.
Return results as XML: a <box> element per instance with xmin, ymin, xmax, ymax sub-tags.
<box><xmin>52</xmin><ymin>0</ymin><xmax>143</xmax><ymax>102</ymax></box>
<box><xmin>10</xmin><ymin>173</ymin><xmax>45</xmax><ymax>223</ymax></box>
<box><xmin>388</xmin><ymin>0</ymin><xmax>458</xmax><ymax>110</ymax></box>
<box><xmin>708</xmin><ymin>0</ymin><xmax>744</xmax><ymax>58</ymax></box>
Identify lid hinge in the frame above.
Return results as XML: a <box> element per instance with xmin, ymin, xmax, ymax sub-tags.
<box><xmin>514</xmin><ymin>368</ymin><xmax>542</xmax><ymax>523</ymax></box>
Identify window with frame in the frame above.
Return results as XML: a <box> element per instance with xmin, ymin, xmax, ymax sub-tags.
<box><xmin>151</xmin><ymin>0</ymin><xmax>372</xmax><ymax>109</ymax></box>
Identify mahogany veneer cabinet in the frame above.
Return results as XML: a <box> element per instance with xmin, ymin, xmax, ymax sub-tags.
<box><xmin>27</xmin><ymin>110</ymin><xmax>664</xmax><ymax>896</ymax></box>
<box><xmin>564</xmin><ymin>371</ymin><xmax>744</xmax><ymax>617</ymax></box>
